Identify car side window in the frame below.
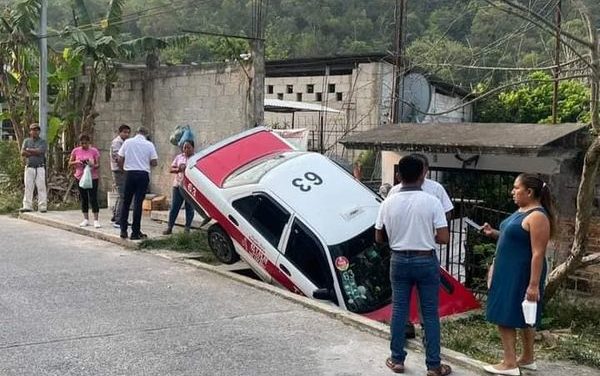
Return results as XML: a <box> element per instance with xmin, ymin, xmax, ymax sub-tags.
<box><xmin>285</xmin><ymin>219</ymin><xmax>332</xmax><ymax>289</ymax></box>
<box><xmin>232</xmin><ymin>194</ymin><xmax>290</xmax><ymax>248</ymax></box>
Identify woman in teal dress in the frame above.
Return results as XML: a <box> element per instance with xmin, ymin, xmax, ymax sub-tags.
<box><xmin>481</xmin><ymin>174</ymin><xmax>555</xmax><ymax>376</ymax></box>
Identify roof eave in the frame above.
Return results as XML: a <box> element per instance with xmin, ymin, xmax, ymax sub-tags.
<box><xmin>339</xmin><ymin>141</ymin><xmax>553</xmax><ymax>156</ymax></box>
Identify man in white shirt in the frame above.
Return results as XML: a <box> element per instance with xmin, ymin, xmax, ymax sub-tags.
<box><xmin>388</xmin><ymin>153</ymin><xmax>453</xmax><ymax>217</ymax></box>
<box><xmin>117</xmin><ymin>127</ymin><xmax>158</xmax><ymax>240</ymax></box>
<box><xmin>375</xmin><ymin>155</ymin><xmax>452</xmax><ymax>376</ymax></box>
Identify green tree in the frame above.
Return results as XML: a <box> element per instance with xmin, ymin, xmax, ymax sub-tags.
<box><xmin>476</xmin><ymin>71</ymin><xmax>590</xmax><ymax>123</ymax></box>
<box><xmin>0</xmin><ymin>0</ymin><xmax>41</xmax><ymax>146</ymax></box>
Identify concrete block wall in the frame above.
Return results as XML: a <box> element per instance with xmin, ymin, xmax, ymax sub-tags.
<box><xmin>94</xmin><ymin>69</ymin><xmax>146</xmax><ymax>202</ymax></box>
<box><xmin>93</xmin><ymin>63</ymin><xmax>251</xmax><ymax>203</ymax></box>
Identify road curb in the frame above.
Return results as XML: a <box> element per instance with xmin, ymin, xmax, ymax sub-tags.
<box><xmin>156</xmin><ymin>252</ymin><xmax>488</xmax><ymax>374</ymax></box>
<box><xmin>19</xmin><ymin>212</ymin><xmax>138</xmax><ymax>249</ymax></box>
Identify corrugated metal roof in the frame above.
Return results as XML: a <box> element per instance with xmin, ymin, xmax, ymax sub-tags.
<box><xmin>339</xmin><ymin>123</ymin><xmax>588</xmax><ymax>154</ymax></box>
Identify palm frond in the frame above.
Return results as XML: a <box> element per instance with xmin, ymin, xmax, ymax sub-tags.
<box><xmin>71</xmin><ymin>0</ymin><xmax>92</xmax><ymax>30</ymax></box>
<box><xmin>120</xmin><ymin>34</ymin><xmax>192</xmax><ymax>58</ymax></box>
<box><xmin>104</xmin><ymin>0</ymin><xmax>124</xmax><ymax>36</ymax></box>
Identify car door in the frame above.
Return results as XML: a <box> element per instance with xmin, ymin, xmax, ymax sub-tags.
<box><xmin>231</xmin><ymin>192</ymin><xmax>292</xmax><ymax>285</ymax></box>
<box><xmin>276</xmin><ymin>217</ymin><xmax>337</xmax><ymax>302</ymax></box>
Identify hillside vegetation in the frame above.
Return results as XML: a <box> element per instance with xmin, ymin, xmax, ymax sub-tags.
<box><xmin>2</xmin><ymin>0</ymin><xmax>597</xmax><ymax>86</ymax></box>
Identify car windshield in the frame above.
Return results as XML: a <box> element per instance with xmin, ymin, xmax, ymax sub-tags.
<box><xmin>329</xmin><ymin>226</ymin><xmax>391</xmax><ymax>314</ymax></box>
<box><xmin>222</xmin><ymin>152</ymin><xmax>301</xmax><ymax>188</ymax></box>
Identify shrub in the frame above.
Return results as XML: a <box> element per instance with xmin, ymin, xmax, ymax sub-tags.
<box><xmin>0</xmin><ymin>140</ymin><xmax>24</xmax><ymax>191</ymax></box>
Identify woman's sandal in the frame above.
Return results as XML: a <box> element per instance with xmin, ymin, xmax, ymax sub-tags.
<box><xmin>385</xmin><ymin>357</ymin><xmax>405</xmax><ymax>373</ymax></box>
<box><xmin>427</xmin><ymin>364</ymin><xmax>452</xmax><ymax>376</ymax></box>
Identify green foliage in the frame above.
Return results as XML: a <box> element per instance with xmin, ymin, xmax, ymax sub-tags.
<box><xmin>441</xmin><ymin>314</ymin><xmax>500</xmax><ymax>364</ymax></box>
<box><xmin>0</xmin><ymin>190</ymin><xmax>21</xmax><ymax>214</ymax></box>
<box><xmin>476</xmin><ymin>72</ymin><xmax>591</xmax><ymax>123</ymax></box>
<box><xmin>542</xmin><ymin>296</ymin><xmax>600</xmax><ymax>334</ymax></box>
<box><xmin>468</xmin><ymin>242</ymin><xmax>496</xmax><ymax>292</ymax></box>
<box><xmin>0</xmin><ymin>140</ymin><xmax>24</xmax><ymax>195</ymax></box>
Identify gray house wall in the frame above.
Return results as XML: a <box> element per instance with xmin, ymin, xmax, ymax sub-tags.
<box><xmin>93</xmin><ymin>63</ymin><xmax>251</xmax><ymax>200</ymax></box>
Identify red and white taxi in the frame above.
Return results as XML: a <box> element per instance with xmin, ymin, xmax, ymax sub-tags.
<box><xmin>181</xmin><ymin>127</ymin><xmax>479</xmax><ymax>322</ymax></box>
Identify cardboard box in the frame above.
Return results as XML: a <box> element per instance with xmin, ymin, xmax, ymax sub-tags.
<box><xmin>151</xmin><ymin>195</ymin><xmax>168</xmax><ymax>211</ymax></box>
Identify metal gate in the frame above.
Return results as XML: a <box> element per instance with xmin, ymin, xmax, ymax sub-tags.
<box><xmin>428</xmin><ymin>168</ymin><xmax>518</xmax><ymax>296</ymax></box>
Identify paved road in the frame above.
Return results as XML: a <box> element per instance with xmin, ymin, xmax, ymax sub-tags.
<box><xmin>0</xmin><ymin>216</ymin><xmax>482</xmax><ymax>376</ymax></box>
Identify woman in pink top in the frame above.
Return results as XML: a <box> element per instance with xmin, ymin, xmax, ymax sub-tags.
<box><xmin>69</xmin><ymin>134</ymin><xmax>101</xmax><ymax>228</ymax></box>
<box><xmin>163</xmin><ymin>140</ymin><xmax>195</xmax><ymax>235</ymax></box>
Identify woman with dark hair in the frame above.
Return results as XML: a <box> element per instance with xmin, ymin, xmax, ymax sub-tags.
<box><xmin>69</xmin><ymin>134</ymin><xmax>101</xmax><ymax>228</ymax></box>
<box><xmin>481</xmin><ymin>173</ymin><xmax>555</xmax><ymax>375</ymax></box>
<box><xmin>163</xmin><ymin>140</ymin><xmax>195</xmax><ymax>235</ymax></box>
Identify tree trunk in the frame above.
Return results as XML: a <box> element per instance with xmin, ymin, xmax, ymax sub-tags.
<box><xmin>81</xmin><ymin>65</ymin><xmax>98</xmax><ymax>135</ymax></box>
<box><xmin>543</xmin><ymin>11</ymin><xmax>600</xmax><ymax>303</ymax></box>
<box><xmin>545</xmin><ymin>135</ymin><xmax>600</xmax><ymax>301</ymax></box>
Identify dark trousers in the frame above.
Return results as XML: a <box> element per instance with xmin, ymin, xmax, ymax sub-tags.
<box><xmin>78</xmin><ymin>179</ymin><xmax>99</xmax><ymax>213</ymax></box>
<box><xmin>120</xmin><ymin>171</ymin><xmax>149</xmax><ymax>235</ymax></box>
<box><xmin>167</xmin><ymin>186</ymin><xmax>195</xmax><ymax>229</ymax></box>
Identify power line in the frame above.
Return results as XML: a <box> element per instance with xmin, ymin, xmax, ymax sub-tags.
<box><xmin>39</xmin><ymin>0</ymin><xmax>200</xmax><ymax>39</ymax></box>
<box><xmin>180</xmin><ymin>29</ymin><xmax>262</xmax><ymax>41</ymax></box>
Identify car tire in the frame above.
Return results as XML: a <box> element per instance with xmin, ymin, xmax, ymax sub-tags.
<box><xmin>207</xmin><ymin>224</ymin><xmax>240</xmax><ymax>264</ymax></box>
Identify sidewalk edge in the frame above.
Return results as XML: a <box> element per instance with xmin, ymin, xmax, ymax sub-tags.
<box><xmin>19</xmin><ymin>212</ymin><xmax>138</xmax><ymax>249</ymax></box>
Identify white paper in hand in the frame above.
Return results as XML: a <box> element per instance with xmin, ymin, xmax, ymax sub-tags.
<box><xmin>464</xmin><ymin>217</ymin><xmax>483</xmax><ymax>232</ymax></box>
<box><xmin>522</xmin><ymin>299</ymin><xmax>537</xmax><ymax>325</ymax></box>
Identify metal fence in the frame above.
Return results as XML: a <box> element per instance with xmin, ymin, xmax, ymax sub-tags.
<box><xmin>428</xmin><ymin>167</ymin><xmax>518</xmax><ymax>296</ymax></box>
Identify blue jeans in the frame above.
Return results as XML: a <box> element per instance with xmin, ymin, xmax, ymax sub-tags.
<box><xmin>168</xmin><ymin>186</ymin><xmax>194</xmax><ymax>229</ymax></box>
<box><xmin>390</xmin><ymin>251</ymin><xmax>441</xmax><ymax>370</ymax></box>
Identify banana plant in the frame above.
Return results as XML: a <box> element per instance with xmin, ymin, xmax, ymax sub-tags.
<box><xmin>63</xmin><ymin>0</ymin><xmax>191</xmax><ymax>135</ymax></box>
<box><xmin>0</xmin><ymin>0</ymin><xmax>42</xmax><ymax>146</ymax></box>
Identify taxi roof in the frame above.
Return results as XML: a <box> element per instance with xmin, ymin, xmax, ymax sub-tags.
<box><xmin>259</xmin><ymin>153</ymin><xmax>380</xmax><ymax>245</ymax></box>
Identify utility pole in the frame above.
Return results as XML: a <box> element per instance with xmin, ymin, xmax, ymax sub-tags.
<box><xmin>551</xmin><ymin>0</ymin><xmax>562</xmax><ymax>124</ymax></box>
<box><xmin>249</xmin><ymin>0</ymin><xmax>265</xmax><ymax>129</ymax></box>
<box><xmin>390</xmin><ymin>0</ymin><xmax>406</xmax><ymax>124</ymax></box>
<box><xmin>39</xmin><ymin>0</ymin><xmax>48</xmax><ymax>139</ymax></box>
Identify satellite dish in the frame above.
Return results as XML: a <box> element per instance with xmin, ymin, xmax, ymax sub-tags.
<box><xmin>397</xmin><ymin>73</ymin><xmax>431</xmax><ymax>123</ymax></box>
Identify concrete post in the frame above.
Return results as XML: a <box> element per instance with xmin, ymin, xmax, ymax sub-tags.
<box><xmin>250</xmin><ymin>39</ymin><xmax>265</xmax><ymax>128</ymax></box>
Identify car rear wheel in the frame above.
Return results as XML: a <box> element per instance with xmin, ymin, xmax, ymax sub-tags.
<box><xmin>207</xmin><ymin>224</ymin><xmax>240</xmax><ymax>264</ymax></box>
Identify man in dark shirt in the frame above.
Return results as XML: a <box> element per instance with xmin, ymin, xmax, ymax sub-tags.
<box><xmin>19</xmin><ymin>123</ymin><xmax>47</xmax><ymax>212</ymax></box>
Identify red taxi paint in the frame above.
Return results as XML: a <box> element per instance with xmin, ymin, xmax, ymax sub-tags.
<box><xmin>195</xmin><ymin>131</ymin><xmax>292</xmax><ymax>188</ymax></box>
<box><xmin>363</xmin><ymin>268</ymin><xmax>481</xmax><ymax>323</ymax></box>
<box><xmin>182</xmin><ymin>175</ymin><xmax>303</xmax><ymax>294</ymax></box>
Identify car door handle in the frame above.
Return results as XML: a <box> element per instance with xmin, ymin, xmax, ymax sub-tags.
<box><xmin>279</xmin><ymin>264</ymin><xmax>291</xmax><ymax>276</ymax></box>
<box><xmin>228</xmin><ymin>215</ymin><xmax>238</xmax><ymax>226</ymax></box>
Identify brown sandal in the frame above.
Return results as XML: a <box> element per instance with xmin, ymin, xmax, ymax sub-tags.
<box><xmin>386</xmin><ymin>357</ymin><xmax>405</xmax><ymax>373</ymax></box>
<box><xmin>426</xmin><ymin>364</ymin><xmax>452</xmax><ymax>376</ymax></box>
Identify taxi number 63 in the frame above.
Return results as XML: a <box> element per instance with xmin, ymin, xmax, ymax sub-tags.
<box><xmin>292</xmin><ymin>172</ymin><xmax>323</xmax><ymax>192</ymax></box>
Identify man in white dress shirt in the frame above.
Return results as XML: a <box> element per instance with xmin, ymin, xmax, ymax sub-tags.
<box><xmin>117</xmin><ymin>127</ymin><xmax>158</xmax><ymax>240</ymax></box>
<box><xmin>388</xmin><ymin>153</ymin><xmax>453</xmax><ymax>217</ymax></box>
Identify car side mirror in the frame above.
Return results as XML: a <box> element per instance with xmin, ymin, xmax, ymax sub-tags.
<box><xmin>313</xmin><ymin>288</ymin><xmax>334</xmax><ymax>301</ymax></box>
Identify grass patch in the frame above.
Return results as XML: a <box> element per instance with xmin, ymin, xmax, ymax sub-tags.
<box><xmin>441</xmin><ymin>313</ymin><xmax>501</xmax><ymax>364</ymax></box>
<box><xmin>139</xmin><ymin>230</ymin><xmax>220</xmax><ymax>265</ymax></box>
<box><xmin>441</xmin><ymin>299</ymin><xmax>600</xmax><ymax>369</ymax></box>
<box><xmin>0</xmin><ymin>190</ymin><xmax>21</xmax><ymax>214</ymax></box>
<box><xmin>0</xmin><ymin>190</ymin><xmax>81</xmax><ymax>215</ymax></box>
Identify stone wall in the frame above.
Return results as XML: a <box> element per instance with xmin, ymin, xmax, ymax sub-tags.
<box><xmin>93</xmin><ymin>63</ymin><xmax>251</xmax><ymax>201</ymax></box>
